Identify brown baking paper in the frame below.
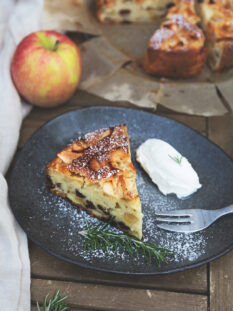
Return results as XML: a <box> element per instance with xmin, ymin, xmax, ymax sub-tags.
<box><xmin>42</xmin><ymin>0</ymin><xmax>101</xmax><ymax>35</ymax></box>
<box><xmin>84</xmin><ymin>67</ymin><xmax>160</xmax><ymax>109</ymax></box>
<box><xmin>42</xmin><ymin>0</ymin><xmax>233</xmax><ymax>116</ymax></box>
<box><xmin>79</xmin><ymin>37</ymin><xmax>130</xmax><ymax>90</ymax></box>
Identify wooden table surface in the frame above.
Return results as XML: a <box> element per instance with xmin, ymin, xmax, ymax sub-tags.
<box><xmin>18</xmin><ymin>90</ymin><xmax>233</xmax><ymax>311</ymax></box>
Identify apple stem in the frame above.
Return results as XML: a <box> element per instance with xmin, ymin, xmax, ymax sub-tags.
<box><xmin>53</xmin><ymin>40</ymin><xmax>60</xmax><ymax>51</ymax></box>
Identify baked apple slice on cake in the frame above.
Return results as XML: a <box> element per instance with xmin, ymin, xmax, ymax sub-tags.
<box><xmin>199</xmin><ymin>0</ymin><xmax>233</xmax><ymax>71</ymax></box>
<box><xmin>46</xmin><ymin>125</ymin><xmax>143</xmax><ymax>239</ymax></box>
<box><xmin>143</xmin><ymin>0</ymin><xmax>207</xmax><ymax>78</ymax></box>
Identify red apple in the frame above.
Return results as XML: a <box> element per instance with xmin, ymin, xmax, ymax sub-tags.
<box><xmin>11</xmin><ymin>30</ymin><xmax>82</xmax><ymax>108</ymax></box>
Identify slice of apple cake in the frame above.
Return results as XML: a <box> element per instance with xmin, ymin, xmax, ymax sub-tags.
<box><xmin>142</xmin><ymin>0</ymin><xmax>207</xmax><ymax>78</ymax></box>
<box><xmin>199</xmin><ymin>0</ymin><xmax>233</xmax><ymax>71</ymax></box>
<box><xmin>46</xmin><ymin>124</ymin><xmax>143</xmax><ymax>239</ymax></box>
<box><xmin>96</xmin><ymin>0</ymin><xmax>175</xmax><ymax>23</ymax></box>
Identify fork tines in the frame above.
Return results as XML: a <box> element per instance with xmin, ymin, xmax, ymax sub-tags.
<box><xmin>155</xmin><ymin>210</ymin><xmax>193</xmax><ymax>233</ymax></box>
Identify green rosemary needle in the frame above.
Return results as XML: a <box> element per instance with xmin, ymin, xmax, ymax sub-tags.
<box><xmin>169</xmin><ymin>154</ymin><xmax>183</xmax><ymax>165</ymax></box>
<box><xmin>36</xmin><ymin>290</ymin><xmax>69</xmax><ymax>311</ymax></box>
<box><xmin>79</xmin><ymin>221</ymin><xmax>172</xmax><ymax>267</ymax></box>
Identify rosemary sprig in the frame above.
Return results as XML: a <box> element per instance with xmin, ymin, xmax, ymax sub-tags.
<box><xmin>36</xmin><ymin>290</ymin><xmax>69</xmax><ymax>311</ymax></box>
<box><xmin>169</xmin><ymin>154</ymin><xmax>183</xmax><ymax>165</ymax></box>
<box><xmin>79</xmin><ymin>221</ymin><xmax>172</xmax><ymax>267</ymax></box>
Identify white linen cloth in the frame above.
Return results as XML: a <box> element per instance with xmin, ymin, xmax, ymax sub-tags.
<box><xmin>0</xmin><ymin>0</ymin><xmax>43</xmax><ymax>309</ymax></box>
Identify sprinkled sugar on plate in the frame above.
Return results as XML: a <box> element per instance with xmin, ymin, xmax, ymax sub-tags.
<box><xmin>8</xmin><ymin>107</ymin><xmax>233</xmax><ymax>274</ymax></box>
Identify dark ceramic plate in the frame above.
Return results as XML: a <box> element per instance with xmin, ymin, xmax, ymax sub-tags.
<box><xmin>9</xmin><ymin>107</ymin><xmax>233</xmax><ymax>275</ymax></box>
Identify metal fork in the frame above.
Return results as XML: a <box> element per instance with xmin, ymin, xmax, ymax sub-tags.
<box><xmin>155</xmin><ymin>205</ymin><xmax>233</xmax><ymax>233</ymax></box>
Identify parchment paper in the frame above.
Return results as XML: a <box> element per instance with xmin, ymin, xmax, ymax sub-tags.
<box><xmin>79</xmin><ymin>37</ymin><xmax>130</xmax><ymax>90</ymax></box>
<box><xmin>42</xmin><ymin>0</ymin><xmax>233</xmax><ymax>116</ymax></box>
<box><xmin>42</xmin><ymin>0</ymin><xmax>100</xmax><ymax>35</ymax></box>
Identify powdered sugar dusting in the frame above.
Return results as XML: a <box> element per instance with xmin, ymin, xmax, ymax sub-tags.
<box><xmin>135</xmin><ymin>167</ymin><xmax>206</xmax><ymax>263</ymax></box>
<box><xmin>11</xmin><ymin>107</ymin><xmax>233</xmax><ymax>274</ymax></box>
<box><xmin>68</xmin><ymin>125</ymin><xmax>128</xmax><ymax>181</ymax></box>
<box><xmin>27</xmin><ymin>118</ymin><xmax>207</xmax><ymax>271</ymax></box>
<box><xmin>35</xmin><ymin>165</ymin><xmax>206</xmax><ymax>268</ymax></box>
<box><xmin>143</xmin><ymin>217</ymin><xmax>206</xmax><ymax>262</ymax></box>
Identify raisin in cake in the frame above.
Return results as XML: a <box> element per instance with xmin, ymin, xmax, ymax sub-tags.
<box><xmin>46</xmin><ymin>125</ymin><xmax>143</xmax><ymax>239</ymax></box>
<box><xmin>142</xmin><ymin>0</ymin><xmax>207</xmax><ymax>78</ymax></box>
<box><xmin>199</xmin><ymin>0</ymin><xmax>233</xmax><ymax>71</ymax></box>
<box><xmin>96</xmin><ymin>0</ymin><xmax>175</xmax><ymax>23</ymax></box>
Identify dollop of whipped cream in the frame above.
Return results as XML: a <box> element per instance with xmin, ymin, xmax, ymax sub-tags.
<box><xmin>136</xmin><ymin>139</ymin><xmax>202</xmax><ymax>199</ymax></box>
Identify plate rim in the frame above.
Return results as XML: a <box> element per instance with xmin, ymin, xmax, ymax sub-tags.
<box><xmin>8</xmin><ymin>105</ymin><xmax>233</xmax><ymax>275</ymax></box>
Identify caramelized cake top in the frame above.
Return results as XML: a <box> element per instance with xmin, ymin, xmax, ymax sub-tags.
<box><xmin>149</xmin><ymin>17</ymin><xmax>205</xmax><ymax>51</ymax></box>
<box><xmin>149</xmin><ymin>0</ymin><xmax>205</xmax><ymax>52</ymax></box>
<box><xmin>68</xmin><ymin>125</ymin><xmax>130</xmax><ymax>181</ymax></box>
<box><xmin>167</xmin><ymin>0</ymin><xmax>200</xmax><ymax>24</ymax></box>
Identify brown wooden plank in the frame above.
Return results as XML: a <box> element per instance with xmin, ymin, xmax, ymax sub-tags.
<box><xmin>210</xmin><ymin>250</ymin><xmax>233</xmax><ymax>311</ymax></box>
<box><xmin>30</xmin><ymin>242</ymin><xmax>207</xmax><ymax>294</ymax></box>
<box><xmin>208</xmin><ymin>114</ymin><xmax>233</xmax><ymax>159</ymax></box>
<box><xmin>31</xmin><ymin>278</ymin><xmax>207</xmax><ymax>311</ymax></box>
<box><xmin>19</xmin><ymin>91</ymin><xmax>207</xmax><ymax>148</ymax></box>
<box><xmin>20</xmin><ymin>110</ymin><xmax>206</xmax><ymax>149</ymax></box>
<box><xmin>19</xmin><ymin>89</ymin><xmax>149</xmax><ymax>148</ymax></box>
<box><xmin>20</xmin><ymin>110</ymin><xmax>206</xmax><ymax>148</ymax></box>
<box><xmin>32</xmin><ymin>304</ymin><xmax>89</xmax><ymax>311</ymax></box>
<box><xmin>208</xmin><ymin>114</ymin><xmax>233</xmax><ymax>311</ymax></box>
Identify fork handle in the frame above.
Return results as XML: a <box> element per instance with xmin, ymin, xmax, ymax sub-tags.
<box><xmin>213</xmin><ymin>204</ymin><xmax>233</xmax><ymax>219</ymax></box>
